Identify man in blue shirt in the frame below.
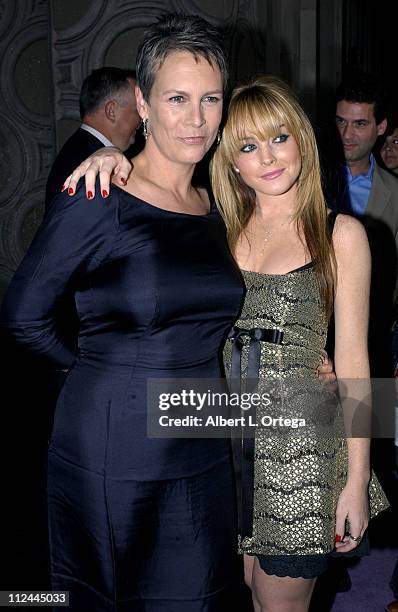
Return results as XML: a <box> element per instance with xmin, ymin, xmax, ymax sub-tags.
<box><xmin>333</xmin><ymin>77</ymin><xmax>398</xmax><ymax>370</ymax></box>
<box><xmin>333</xmin><ymin>75</ymin><xmax>398</xmax><ymax>368</ymax></box>
<box><xmin>340</xmin><ymin>152</ymin><xmax>375</xmax><ymax>216</ymax></box>
<box><xmin>334</xmin><ymin>75</ymin><xmax>398</xmax><ymax>227</ymax></box>
<box><xmin>334</xmin><ymin>77</ymin><xmax>398</xmax><ymax>588</ymax></box>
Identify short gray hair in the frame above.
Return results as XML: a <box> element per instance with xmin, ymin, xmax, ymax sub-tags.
<box><xmin>136</xmin><ymin>14</ymin><xmax>228</xmax><ymax>101</ymax></box>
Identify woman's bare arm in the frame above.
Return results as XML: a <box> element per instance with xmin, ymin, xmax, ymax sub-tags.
<box><xmin>332</xmin><ymin>213</ymin><xmax>372</xmax><ymax>552</ymax></box>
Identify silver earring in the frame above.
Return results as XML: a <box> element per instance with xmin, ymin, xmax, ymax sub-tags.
<box><xmin>234</xmin><ymin>167</ymin><xmax>240</xmax><ymax>174</ymax></box>
<box><xmin>143</xmin><ymin>118</ymin><xmax>149</xmax><ymax>140</ymax></box>
<box><xmin>216</xmin><ymin>130</ymin><xmax>221</xmax><ymax>145</ymax></box>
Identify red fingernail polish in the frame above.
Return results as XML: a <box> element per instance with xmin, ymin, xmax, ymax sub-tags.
<box><xmin>61</xmin><ymin>184</ymin><xmax>66</xmax><ymax>192</ymax></box>
<box><xmin>68</xmin><ymin>187</ymin><xmax>74</xmax><ymax>195</ymax></box>
<box><xmin>335</xmin><ymin>534</ymin><xmax>342</xmax><ymax>543</ymax></box>
<box><xmin>102</xmin><ymin>190</ymin><xmax>108</xmax><ymax>198</ymax></box>
<box><xmin>87</xmin><ymin>191</ymin><xmax>94</xmax><ymax>199</ymax></box>
<box><xmin>120</xmin><ymin>177</ymin><xmax>127</xmax><ymax>185</ymax></box>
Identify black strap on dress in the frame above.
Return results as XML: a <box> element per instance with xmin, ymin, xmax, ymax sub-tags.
<box><xmin>228</xmin><ymin>327</ymin><xmax>284</xmax><ymax>539</ymax></box>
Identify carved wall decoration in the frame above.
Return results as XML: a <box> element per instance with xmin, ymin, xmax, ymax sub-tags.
<box><xmin>0</xmin><ymin>0</ymin><xmax>54</xmax><ymax>297</ymax></box>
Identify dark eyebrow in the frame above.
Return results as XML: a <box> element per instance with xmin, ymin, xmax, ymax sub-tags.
<box><xmin>335</xmin><ymin>115</ymin><xmax>369</xmax><ymax>123</ymax></box>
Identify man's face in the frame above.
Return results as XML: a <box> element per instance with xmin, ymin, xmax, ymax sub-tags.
<box><xmin>335</xmin><ymin>100</ymin><xmax>387</xmax><ymax>168</ymax></box>
<box><xmin>380</xmin><ymin>127</ymin><xmax>398</xmax><ymax>174</ymax></box>
<box><xmin>114</xmin><ymin>79</ymin><xmax>141</xmax><ymax>151</ymax></box>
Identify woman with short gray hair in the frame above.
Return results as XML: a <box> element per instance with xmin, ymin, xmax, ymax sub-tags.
<box><xmin>1</xmin><ymin>14</ymin><xmax>242</xmax><ymax>611</ymax></box>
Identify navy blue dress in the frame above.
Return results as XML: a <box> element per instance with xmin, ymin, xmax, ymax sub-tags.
<box><xmin>1</xmin><ymin>185</ymin><xmax>244</xmax><ymax>611</ymax></box>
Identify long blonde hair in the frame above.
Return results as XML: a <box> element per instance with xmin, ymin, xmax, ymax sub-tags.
<box><xmin>210</xmin><ymin>75</ymin><xmax>336</xmax><ymax>317</ymax></box>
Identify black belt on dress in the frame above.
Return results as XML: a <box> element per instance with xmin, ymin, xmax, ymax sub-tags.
<box><xmin>227</xmin><ymin>325</ymin><xmax>284</xmax><ymax>539</ymax></box>
<box><xmin>228</xmin><ymin>326</ymin><xmax>284</xmax><ymax>386</ymax></box>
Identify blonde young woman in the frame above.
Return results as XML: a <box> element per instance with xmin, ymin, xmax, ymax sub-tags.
<box><xmin>210</xmin><ymin>75</ymin><xmax>388</xmax><ymax>612</ymax></box>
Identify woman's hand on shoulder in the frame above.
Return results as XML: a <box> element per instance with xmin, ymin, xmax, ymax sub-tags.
<box><xmin>62</xmin><ymin>147</ymin><xmax>132</xmax><ymax>199</ymax></box>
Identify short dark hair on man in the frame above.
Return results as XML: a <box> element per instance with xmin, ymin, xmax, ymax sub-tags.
<box><xmin>135</xmin><ymin>13</ymin><xmax>228</xmax><ymax>101</ymax></box>
<box><xmin>385</xmin><ymin>111</ymin><xmax>398</xmax><ymax>136</ymax></box>
<box><xmin>336</xmin><ymin>71</ymin><xmax>387</xmax><ymax>125</ymax></box>
<box><xmin>79</xmin><ymin>67</ymin><xmax>136</xmax><ymax>120</ymax></box>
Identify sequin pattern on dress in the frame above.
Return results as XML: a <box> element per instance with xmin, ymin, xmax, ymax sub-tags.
<box><xmin>224</xmin><ymin>266</ymin><xmax>389</xmax><ymax>557</ymax></box>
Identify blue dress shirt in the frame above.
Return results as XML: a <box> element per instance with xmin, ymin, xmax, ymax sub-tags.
<box><xmin>342</xmin><ymin>155</ymin><xmax>375</xmax><ymax>216</ymax></box>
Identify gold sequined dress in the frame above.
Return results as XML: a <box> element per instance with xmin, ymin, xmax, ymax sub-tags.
<box><xmin>223</xmin><ymin>254</ymin><xmax>389</xmax><ymax>576</ymax></box>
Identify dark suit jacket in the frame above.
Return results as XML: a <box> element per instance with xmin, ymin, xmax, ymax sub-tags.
<box><xmin>367</xmin><ymin>164</ymin><xmax>398</xmax><ymax>253</ymax></box>
<box><xmin>45</xmin><ymin>128</ymin><xmax>104</xmax><ymax>210</ymax></box>
<box><xmin>363</xmin><ymin>164</ymin><xmax>398</xmax><ymax>375</ymax></box>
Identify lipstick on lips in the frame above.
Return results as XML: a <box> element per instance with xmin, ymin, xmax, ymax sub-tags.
<box><xmin>260</xmin><ymin>168</ymin><xmax>285</xmax><ymax>180</ymax></box>
<box><xmin>181</xmin><ymin>136</ymin><xmax>205</xmax><ymax>145</ymax></box>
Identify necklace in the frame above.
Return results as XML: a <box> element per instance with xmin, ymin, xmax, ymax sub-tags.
<box><xmin>252</xmin><ymin>216</ymin><xmax>293</xmax><ymax>255</ymax></box>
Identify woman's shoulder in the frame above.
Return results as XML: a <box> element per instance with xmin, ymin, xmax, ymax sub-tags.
<box><xmin>47</xmin><ymin>178</ymin><xmax>120</xmax><ymax>228</ymax></box>
<box><xmin>329</xmin><ymin>211</ymin><xmax>369</xmax><ymax>258</ymax></box>
<box><xmin>330</xmin><ymin>211</ymin><xmax>367</xmax><ymax>236</ymax></box>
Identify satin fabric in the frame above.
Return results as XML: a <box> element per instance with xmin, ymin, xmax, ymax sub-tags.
<box><xmin>1</xmin><ymin>184</ymin><xmax>244</xmax><ymax>610</ymax></box>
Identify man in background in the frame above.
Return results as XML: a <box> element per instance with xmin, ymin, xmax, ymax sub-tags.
<box><xmin>45</xmin><ymin>66</ymin><xmax>140</xmax><ymax>208</ymax></box>
<box><xmin>333</xmin><ymin>72</ymin><xmax>398</xmax><ymax>377</ymax></box>
<box><xmin>333</xmin><ymin>74</ymin><xmax>398</xmax><ymax>588</ymax></box>
<box><xmin>380</xmin><ymin>122</ymin><xmax>398</xmax><ymax>177</ymax></box>
<box><xmin>334</xmin><ymin>73</ymin><xmax>398</xmax><ymax>220</ymax></box>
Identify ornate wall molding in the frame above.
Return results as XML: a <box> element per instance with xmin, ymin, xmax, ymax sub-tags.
<box><xmin>0</xmin><ymin>0</ymin><xmax>54</xmax><ymax>296</ymax></box>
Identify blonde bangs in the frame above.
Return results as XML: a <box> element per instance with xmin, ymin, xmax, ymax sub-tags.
<box><xmin>223</xmin><ymin>91</ymin><xmax>293</xmax><ymax>162</ymax></box>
